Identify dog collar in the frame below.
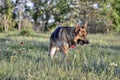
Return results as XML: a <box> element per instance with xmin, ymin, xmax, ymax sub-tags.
<box><xmin>71</xmin><ymin>45</ymin><xmax>75</xmax><ymax>48</ymax></box>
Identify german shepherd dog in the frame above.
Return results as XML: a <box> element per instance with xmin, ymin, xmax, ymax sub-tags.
<box><xmin>49</xmin><ymin>22</ymin><xmax>89</xmax><ymax>61</ymax></box>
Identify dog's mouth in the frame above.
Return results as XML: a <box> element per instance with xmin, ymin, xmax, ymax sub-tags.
<box><xmin>77</xmin><ymin>39</ymin><xmax>90</xmax><ymax>45</ymax></box>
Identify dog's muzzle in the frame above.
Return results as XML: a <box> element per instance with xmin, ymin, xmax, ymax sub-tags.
<box><xmin>77</xmin><ymin>39</ymin><xmax>90</xmax><ymax>45</ymax></box>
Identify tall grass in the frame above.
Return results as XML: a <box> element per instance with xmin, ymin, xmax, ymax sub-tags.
<box><xmin>0</xmin><ymin>32</ymin><xmax>120</xmax><ymax>80</ymax></box>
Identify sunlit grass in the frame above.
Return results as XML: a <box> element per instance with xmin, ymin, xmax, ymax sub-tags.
<box><xmin>0</xmin><ymin>32</ymin><xmax>120</xmax><ymax>80</ymax></box>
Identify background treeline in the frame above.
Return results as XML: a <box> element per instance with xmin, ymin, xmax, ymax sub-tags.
<box><xmin>0</xmin><ymin>0</ymin><xmax>120</xmax><ymax>33</ymax></box>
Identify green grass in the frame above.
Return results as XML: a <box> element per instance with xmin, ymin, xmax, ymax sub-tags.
<box><xmin>0</xmin><ymin>32</ymin><xmax>120</xmax><ymax>80</ymax></box>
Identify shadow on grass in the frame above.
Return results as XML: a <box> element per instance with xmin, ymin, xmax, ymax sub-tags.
<box><xmin>0</xmin><ymin>38</ymin><xmax>13</xmax><ymax>42</ymax></box>
<box><xmin>90</xmin><ymin>43</ymin><xmax>120</xmax><ymax>54</ymax></box>
<box><xmin>6</xmin><ymin>33</ymin><xmax>50</xmax><ymax>39</ymax></box>
<box><xmin>0</xmin><ymin>74</ymin><xmax>26</xmax><ymax>80</ymax></box>
<box><xmin>108</xmin><ymin>45</ymin><xmax>120</xmax><ymax>52</ymax></box>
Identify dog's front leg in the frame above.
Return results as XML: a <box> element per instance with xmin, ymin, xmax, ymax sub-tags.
<box><xmin>61</xmin><ymin>52</ymin><xmax>67</xmax><ymax>62</ymax></box>
<box><xmin>60</xmin><ymin>45</ymin><xmax>69</xmax><ymax>62</ymax></box>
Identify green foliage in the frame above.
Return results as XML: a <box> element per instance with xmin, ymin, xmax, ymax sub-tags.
<box><xmin>0</xmin><ymin>25</ymin><xmax>4</xmax><ymax>32</ymax></box>
<box><xmin>19</xmin><ymin>18</ymin><xmax>34</xmax><ymax>36</ymax></box>
<box><xmin>0</xmin><ymin>0</ymin><xmax>120</xmax><ymax>33</ymax></box>
<box><xmin>111</xmin><ymin>1</ymin><xmax>120</xmax><ymax>32</ymax></box>
<box><xmin>19</xmin><ymin>27</ymin><xmax>34</xmax><ymax>36</ymax></box>
<box><xmin>19</xmin><ymin>30</ymin><xmax>31</xmax><ymax>36</ymax></box>
<box><xmin>48</xmin><ymin>23</ymin><xmax>57</xmax><ymax>31</ymax></box>
<box><xmin>31</xmin><ymin>0</ymin><xmax>71</xmax><ymax>32</ymax></box>
<box><xmin>0</xmin><ymin>0</ymin><xmax>15</xmax><ymax>32</ymax></box>
<box><xmin>103</xmin><ymin>0</ymin><xmax>120</xmax><ymax>32</ymax></box>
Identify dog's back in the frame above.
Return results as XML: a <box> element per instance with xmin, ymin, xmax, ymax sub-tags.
<box><xmin>50</xmin><ymin>27</ymin><xmax>74</xmax><ymax>42</ymax></box>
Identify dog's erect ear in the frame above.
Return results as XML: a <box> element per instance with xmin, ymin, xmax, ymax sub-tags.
<box><xmin>82</xmin><ymin>21</ymin><xmax>88</xmax><ymax>29</ymax></box>
<box><xmin>75</xmin><ymin>24</ymin><xmax>80</xmax><ymax>32</ymax></box>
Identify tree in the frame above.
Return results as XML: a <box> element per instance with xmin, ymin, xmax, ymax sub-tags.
<box><xmin>0</xmin><ymin>0</ymin><xmax>14</xmax><ymax>32</ymax></box>
<box><xmin>109</xmin><ymin>0</ymin><xmax>120</xmax><ymax>32</ymax></box>
<box><xmin>13</xmin><ymin>0</ymin><xmax>33</xmax><ymax>32</ymax></box>
<box><xmin>68</xmin><ymin>0</ymin><xmax>115</xmax><ymax>33</ymax></box>
<box><xmin>31</xmin><ymin>0</ymin><xmax>71</xmax><ymax>32</ymax></box>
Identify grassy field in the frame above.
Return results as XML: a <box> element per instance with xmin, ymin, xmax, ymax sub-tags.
<box><xmin>0</xmin><ymin>32</ymin><xmax>120</xmax><ymax>80</ymax></box>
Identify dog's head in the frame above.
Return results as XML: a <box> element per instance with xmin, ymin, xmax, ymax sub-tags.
<box><xmin>73</xmin><ymin>21</ymin><xmax>89</xmax><ymax>44</ymax></box>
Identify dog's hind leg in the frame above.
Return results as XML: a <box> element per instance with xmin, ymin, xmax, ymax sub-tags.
<box><xmin>49</xmin><ymin>46</ymin><xmax>57</xmax><ymax>60</ymax></box>
<box><xmin>48</xmin><ymin>38</ymin><xmax>57</xmax><ymax>61</ymax></box>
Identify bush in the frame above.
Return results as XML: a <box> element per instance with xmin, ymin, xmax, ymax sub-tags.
<box><xmin>0</xmin><ymin>26</ymin><xmax>3</xmax><ymax>32</ymax></box>
<box><xmin>19</xmin><ymin>28</ymin><xmax>35</xmax><ymax>36</ymax></box>
<box><xmin>19</xmin><ymin>30</ymin><xmax>31</xmax><ymax>36</ymax></box>
<box><xmin>19</xmin><ymin>18</ymin><xmax>35</xmax><ymax>35</ymax></box>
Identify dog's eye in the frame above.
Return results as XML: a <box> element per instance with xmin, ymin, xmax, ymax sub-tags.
<box><xmin>80</xmin><ymin>34</ymin><xmax>85</xmax><ymax>38</ymax></box>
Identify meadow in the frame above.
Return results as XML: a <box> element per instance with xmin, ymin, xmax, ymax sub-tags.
<box><xmin>0</xmin><ymin>32</ymin><xmax>120</xmax><ymax>80</ymax></box>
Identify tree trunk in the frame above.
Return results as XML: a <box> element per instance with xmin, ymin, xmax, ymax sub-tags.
<box><xmin>4</xmin><ymin>15</ymin><xmax>8</xmax><ymax>32</ymax></box>
<box><xmin>44</xmin><ymin>21</ymin><xmax>49</xmax><ymax>31</ymax></box>
<box><xmin>43</xmin><ymin>13</ymin><xmax>50</xmax><ymax>32</ymax></box>
<box><xmin>18</xmin><ymin>4</ymin><xmax>22</xmax><ymax>32</ymax></box>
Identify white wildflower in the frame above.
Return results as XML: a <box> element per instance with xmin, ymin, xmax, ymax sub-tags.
<box><xmin>109</xmin><ymin>62</ymin><xmax>118</xmax><ymax>67</ymax></box>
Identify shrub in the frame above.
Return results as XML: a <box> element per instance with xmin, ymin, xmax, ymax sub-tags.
<box><xmin>19</xmin><ymin>29</ymin><xmax>34</xmax><ymax>36</ymax></box>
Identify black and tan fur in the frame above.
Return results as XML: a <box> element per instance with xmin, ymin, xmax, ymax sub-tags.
<box><xmin>49</xmin><ymin>22</ymin><xmax>89</xmax><ymax>61</ymax></box>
